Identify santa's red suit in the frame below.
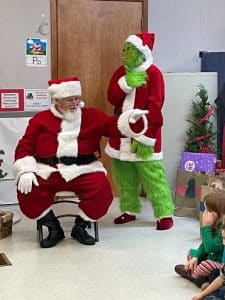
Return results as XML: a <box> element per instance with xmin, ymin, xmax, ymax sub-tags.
<box><xmin>13</xmin><ymin>103</ymin><xmax>147</xmax><ymax>220</ymax></box>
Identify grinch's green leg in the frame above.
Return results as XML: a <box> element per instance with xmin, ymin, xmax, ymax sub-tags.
<box><xmin>136</xmin><ymin>161</ymin><xmax>174</xmax><ymax>218</ymax></box>
<box><xmin>112</xmin><ymin>159</ymin><xmax>142</xmax><ymax>214</ymax></box>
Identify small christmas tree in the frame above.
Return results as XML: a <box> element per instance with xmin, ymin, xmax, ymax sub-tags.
<box><xmin>0</xmin><ymin>149</ymin><xmax>7</xmax><ymax>179</ymax></box>
<box><xmin>184</xmin><ymin>84</ymin><xmax>216</xmax><ymax>153</ymax></box>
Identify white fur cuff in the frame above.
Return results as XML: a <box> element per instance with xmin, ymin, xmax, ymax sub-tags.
<box><xmin>118</xmin><ymin>110</ymin><xmax>148</xmax><ymax>138</ymax></box>
<box><xmin>13</xmin><ymin>156</ymin><xmax>37</xmax><ymax>184</ymax></box>
<box><xmin>118</xmin><ymin>76</ymin><xmax>134</xmax><ymax>94</ymax></box>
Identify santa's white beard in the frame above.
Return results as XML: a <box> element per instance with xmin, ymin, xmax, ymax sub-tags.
<box><xmin>62</xmin><ymin>108</ymin><xmax>80</xmax><ymax>121</ymax></box>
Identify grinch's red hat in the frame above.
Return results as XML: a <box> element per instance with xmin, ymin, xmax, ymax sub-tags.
<box><xmin>48</xmin><ymin>76</ymin><xmax>81</xmax><ymax>99</ymax></box>
<box><xmin>125</xmin><ymin>32</ymin><xmax>155</xmax><ymax>61</ymax></box>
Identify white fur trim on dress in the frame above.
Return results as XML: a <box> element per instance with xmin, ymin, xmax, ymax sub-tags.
<box><xmin>56</xmin><ymin>108</ymin><xmax>82</xmax><ymax>157</ymax></box>
<box><xmin>36</xmin><ymin>163</ymin><xmax>57</xmax><ymax>179</ymax></box>
<box><xmin>122</xmin><ymin>89</ymin><xmax>136</xmax><ymax>112</ymax></box>
<box><xmin>125</xmin><ymin>35</ymin><xmax>153</xmax><ymax>71</ymax></box>
<box><xmin>118</xmin><ymin>110</ymin><xmax>148</xmax><ymax>138</ymax></box>
<box><xmin>58</xmin><ymin>160</ymin><xmax>106</xmax><ymax>182</ymax></box>
<box><xmin>118</xmin><ymin>76</ymin><xmax>134</xmax><ymax>94</ymax></box>
<box><xmin>48</xmin><ymin>81</ymin><xmax>81</xmax><ymax>99</ymax></box>
<box><xmin>134</xmin><ymin>135</ymin><xmax>156</xmax><ymax>147</ymax></box>
<box><xmin>105</xmin><ymin>141</ymin><xmax>163</xmax><ymax>161</ymax></box>
<box><xmin>35</xmin><ymin>161</ymin><xmax>106</xmax><ymax>182</ymax></box>
<box><xmin>13</xmin><ymin>156</ymin><xmax>37</xmax><ymax>184</ymax></box>
<box><xmin>77</xmin><ymin>209</ymin><xmax>96</xmax><ymax>222</ymax></box>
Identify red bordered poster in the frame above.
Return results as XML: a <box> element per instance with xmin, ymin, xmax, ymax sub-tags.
<box><xmin>0</xmin><ymin>89</ymin><xmax>24</xmax><ymax>111</ymax></box>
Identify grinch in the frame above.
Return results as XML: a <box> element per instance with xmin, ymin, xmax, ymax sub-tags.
<box><xmin>105</xmin><ymin>32</ymin><xmax>174</xmax><ymax>230</ymax></box>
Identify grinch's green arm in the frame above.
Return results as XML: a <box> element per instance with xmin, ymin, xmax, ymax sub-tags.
<box><xmin>131</xmin><ymin>140</ymin><xmax>154</xmax><ymax>160</ymax></box>
<box><xmin>125</xmin><ymin>71</ymin><xmax>147</xmax><ymax>87</ymax></box>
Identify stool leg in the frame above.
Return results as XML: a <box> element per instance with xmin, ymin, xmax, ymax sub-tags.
<box><xmin>37</xmin><ymin>220</ymin><xmax>44</xmax><ymax>243</ymax></box>
<box><xmin>87</xmin><ymin>221</ymin><xmax>91</xmax><ymax>229</ymax></box>
<box><xmin>94</xmin><ymin>222</ymin><xmax>99</xmax><ymax>242</ymax></box>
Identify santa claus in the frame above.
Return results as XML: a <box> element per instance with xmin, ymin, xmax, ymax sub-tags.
<box><xmin>13</xmin><ymin>76</ymin><xmax>148</xmax><ymax>248</ymax></box>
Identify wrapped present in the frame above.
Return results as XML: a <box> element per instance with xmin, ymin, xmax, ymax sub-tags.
<box><xmin>179</xmin><ymin>151</ymin><xmax>216</xmax><ymax>173</ymax></box>
<box><xmin>175</xmin><ymin>169</ymin><xmax>209</xmax><ymax>218</ymax></box>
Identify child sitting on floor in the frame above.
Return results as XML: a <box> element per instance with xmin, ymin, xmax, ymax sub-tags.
<box><xmin>175</xmin><ymin>191</ymin><xmax>225</xmax><ymax>289</ymax></box>
<box><xmin>192</xmin><ymin>224</ymin><xmax>225</xmax><ymax>300</ymax></box>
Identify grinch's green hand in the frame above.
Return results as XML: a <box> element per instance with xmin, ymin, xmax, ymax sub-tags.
<box><xmin>131</xmin><ymin>140</ymin><xmax>154</xmax><ymax>160</ymax></box>
<box><xmin>125</xmin><ymin>71</ymin><xmax>147</xmax><ymax>87</ymax></box>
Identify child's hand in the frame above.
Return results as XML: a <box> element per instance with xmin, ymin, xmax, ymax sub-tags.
<box><xmin>192</xmin><ymin>292</ymin><xmax>204</xmax><ymax>300</ymax></box>
<box><xmin>202</xmin><ymin>211</ymin><xmax>216</xmax><ymax>226</ymax></box>
<box><xmin>185</xmin><ymin>257</ymin><xmax>198</xmax><ymax>271</ymax></box>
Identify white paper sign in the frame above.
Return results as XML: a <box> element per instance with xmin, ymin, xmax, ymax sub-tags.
<box><xmin>25</xmin><ymin>89</ymin><xmax>51</xmax><ymax>111</ymax></box>
<box><xmin>1</xmin><ymin>93</ymin><xmax>19</xmax><ymax>108</ymax></box>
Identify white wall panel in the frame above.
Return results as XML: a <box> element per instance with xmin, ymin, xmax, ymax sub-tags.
<box><xmin>162</xmin><ymin>72</ymin><xmax>217</xmax><ymax>194</ymax></box>
<box><xmin>0</xmin><ymin>117</ymin><xmax>30</xmax><ymax>204</ymax></box>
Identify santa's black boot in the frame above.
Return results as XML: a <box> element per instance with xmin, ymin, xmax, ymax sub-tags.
<box><xmin>71</xmin><ymin>216</ymin><xmax>95</xmax><ymax>245</ymax></box>
<box><xmin>37</xmin><ymin>210</ymin><xmax>65</xmax><ymax>248</ymax></box>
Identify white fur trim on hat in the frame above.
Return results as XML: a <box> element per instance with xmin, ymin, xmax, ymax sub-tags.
<box><xmin>125</xmin><ymin>35</ymin><xmax>153</xmax><ymax>71</ymax></box>
<box><xmin>48</xmin><ymin>81</ymin><xmax>81</xmax><ymax>99</ymax></box>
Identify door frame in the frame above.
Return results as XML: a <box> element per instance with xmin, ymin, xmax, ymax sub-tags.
<box><xmin>50</xmin><ymin>0</ymin><xmax>148</xmax><ymax>79</ymax></box>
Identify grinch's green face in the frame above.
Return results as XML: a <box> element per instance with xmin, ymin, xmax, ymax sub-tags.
<box><xmin>122</xmin><ymin>42</ymin><xmax>145</xmax><ymax>69</ymax></box>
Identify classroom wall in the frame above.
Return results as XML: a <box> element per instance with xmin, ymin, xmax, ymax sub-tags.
<box><xmin>0</xmin><ymin>0</ymin><xmax>223</xmax><ymax>203</ymax></box>
<box><xmin>149</xmin><ymin>0</ymin><xmax>225</xmax><ymax>72</ymax></box>
<box><xmin>162</xmin><ymin>72</ymin><xmax>217</xmax><ymax>192</ymax></box>
<box><xmin>1</xmin><ymin>0</ymin><xmax>225</xmax><ymax>88</ymax></box>
<box><xmin>0</xmin><ymin>72</ymin><xmax>217</xmax><ymax>204</ymax></box>
<box><xmin>0</xmin><ymin>0</ymin><xmax>51</xmax><ymax>89</ymax></box>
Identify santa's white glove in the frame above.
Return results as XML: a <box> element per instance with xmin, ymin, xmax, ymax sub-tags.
<box><xmin>129</xmin><ymin>109</ymin><xmax>148</xmax><ymax>124</ymax></box>
<box><xmin>18</xmin><ymin>172</ymin><xmax>39</xmax><ymax>194</ymax></box>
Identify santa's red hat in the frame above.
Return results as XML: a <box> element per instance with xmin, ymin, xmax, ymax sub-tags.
<box><xmin>48</xmin><ymin>76</ymin><xmax>81</xmax><ymax>99</ymax></box>
<box><xmin>125</xmin><ymin>32</ymin><xmax>155</xmax><ymax>62</ymax></box>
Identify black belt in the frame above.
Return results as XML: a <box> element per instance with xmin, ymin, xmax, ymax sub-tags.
<box><xmin>37</xmin><ymin>154</ymin><xmax>96</xmax><ymax>166</ymax></box>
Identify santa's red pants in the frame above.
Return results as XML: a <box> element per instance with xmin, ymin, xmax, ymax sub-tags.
<box><xmin>17</xmin><ymin>172</ymin><xmax>113</xmax><ymax>220</ymax></box>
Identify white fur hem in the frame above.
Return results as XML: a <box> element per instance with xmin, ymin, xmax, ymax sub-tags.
<box><xmin>105</xmin><ymin>142</ymin><xmax>163</xmax><ymax>161</ymax></box>
<box><xmin>36</xmin><ymin>163</ymin><xmax>58</xmax><ymax>179</ymax></box>
<box><xmin>35</xmin><ymin>160</ymin><xmax>107</xmax><ymax>182</ymax></box>
<box><xmin>118</xmin><ymin>110</ymin><xmax>148</xmax><ymax>138</ymax></box>
<box><xmin>118</xmin><ymin>76</ymin><xmax>134</xmax><ymax>94</ymax></box>
<box><xmin>13</xmin><ymin>156</ymin><xmax>37</xmax><ymax>184</ymax></box>
<box><xmin>77</xmin><ymin>209</ymin><xmax>96</xmax><ymax>222</ymax></box>
<box><xmin>134</xmin><ymin>135</ymin><xmax>156</xmax><ymax>146</ymax></box>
